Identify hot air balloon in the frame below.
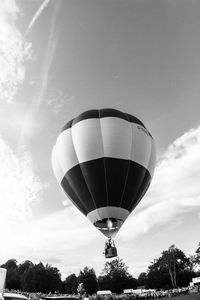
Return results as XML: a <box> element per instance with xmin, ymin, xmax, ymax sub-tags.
<box><xmin>52</xmin><ymin>108</ymin><xmax>156</xmax><ymax>258</ymax></box>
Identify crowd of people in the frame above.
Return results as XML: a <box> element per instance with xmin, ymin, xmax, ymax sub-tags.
<box><xmin>2</xmin><ymin>285</ymin><xmax>199</xmax><ymax>300</ymax></box>
<box><xmin>91</xmin><ymin>287</ymin><xmax>194</xmax><ymax>300</ymax></box>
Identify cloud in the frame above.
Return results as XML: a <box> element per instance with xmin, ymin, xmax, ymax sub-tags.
<box><xmin>0</xmin><ymin>205</ymin><xmax>99</xmax><ymax>278</ymax></box>
<box><xmin>120</xmin><ymin>125</ymin><xmax>200</xmax><ymax>239</ymax></box>
<box><xmin>34</xmin><ymin>0</ymin><xmax>61</xmax><ymax>109</ymax></box>
<box><xmin>18</xmin><ymin>1</ymin><xmax>61</xmax><ymax>149</ymax></box>
<box><xmin>0</xmin><ymin>135</ymin><xmax>45</xmax><ymax>225</ymax></box>
<box><xmin>47</xmin><ymin>90</ymin><xmax>75</xmax><ymax>113</ymax></box>
<box><xmin>25</xmin><ymin>0</ymin><xmax>51</xmax><ymax>36</ymax></box>
<box><xmin>0</xmin><ymin>0</ymin><xmax>31</xmax><ymax>103</ymax></box>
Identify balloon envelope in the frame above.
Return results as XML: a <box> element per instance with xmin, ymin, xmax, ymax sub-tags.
<box><xmin>52</xmin><ymin>108</ymin><xmax>156</xmax><ymax>238</ymax></box>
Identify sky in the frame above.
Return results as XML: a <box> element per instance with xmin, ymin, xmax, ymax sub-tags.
<box><xmin>0</xmin><ymin>0</ymin><xmax>200</xmax><ymax>280</ymax></box>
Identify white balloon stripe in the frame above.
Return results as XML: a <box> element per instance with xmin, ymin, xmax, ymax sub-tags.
<box><xmin>56</xmin><ymin>117</ymin><xmax>154</xmax><ymax>176</ymax></box>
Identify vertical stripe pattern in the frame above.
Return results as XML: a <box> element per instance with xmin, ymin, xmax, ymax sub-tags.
<box><xmin>52</xmin><ymin>108</ymin><xmax>156</xmax><ymax>238</ymax></box>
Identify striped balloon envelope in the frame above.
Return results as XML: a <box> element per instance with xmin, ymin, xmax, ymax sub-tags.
<box><xmin>52</xmin><ymin>108</ymin><xmax>156</xmax><ymax>239</ymax></box>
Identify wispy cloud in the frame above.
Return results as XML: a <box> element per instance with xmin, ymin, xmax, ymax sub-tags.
<box><xmin>47</xmin><ymin>90</ymin><xmax>75</xmax><ymax>113</ymax></box>
<box><xmin>25</xmin><ymin>0</ymin><xmax>51</xmax><ymax>36</ymax></box>
<box><xmin>18</xmin><ymin>1</ymin><xmax>61</xmax><ymax>150</ymax></box>
<box><xmin>0</xmin><ymin>205</ymin><xmax>99</xmax><ymax>278</ymax></box>
<box><xmin>35</xmin><ymin>1</ymin><xmax>61</xmax><ymax>109</ymax></box>
<box><xmin>0</xmin><ymin>135</ymin><xmax>45</xmax><ymax>225</ymax></box>
<box><xmin>0</xmin><ymin>0</ymin><xmax>31</xmax><ymax>103</ymax></box>
<box><xmin>120</xmin><ymin>125</ymin><xmax>200</xmax><ymax>239</ymax></box>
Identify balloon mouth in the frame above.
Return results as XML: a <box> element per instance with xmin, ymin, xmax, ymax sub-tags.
<box><xmin>107</xmin><ymin>219</ymin><xmax>113</xmax><ymax>229</ymax></box>
<box><xmin>94</xmin><ymin>218</ymin><xmax>123</xmax><ymax>231</ymax></box>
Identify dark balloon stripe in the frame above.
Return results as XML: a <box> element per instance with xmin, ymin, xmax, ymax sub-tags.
<box><xmin>125</xmin><ymin>166</ymin><xmax>151</xmax><ymax>212</ymax></box>
<box><xmin>72</xmin><ymin>110</ymin><xmax>99</xmax><ymax>126</ymax></box>
<box><xmin>61</xmin><ymin>119</ymin><xmax>74</xmax><ymax>131</ymax></box>
<box><xmin>60</xmin><ymin>108</ymin><xmax>148</xmax><ymax>132</ymax></box>
<box><xmin>99</xmin><ymin>108</ymin><xmax>129</xmax><ymax>121</ymax></box>
<box><xmin>61</xmin><ymin>165</ymin><xmax>95</xmax><ymax>214</ymax></box>
<box><xmin>126</xmin><ymin>113</ymin><xmax>146</xmax><ymax>128</ymax></box>
<box><xmin>62</xmin><ymin>158</ymin><xmax>151</xmax><ymax>215</ymax></box>
<box><xmin>129</xmin><ymin>179</ymin><xmax>150</xmax><ymax>212</ymax></box>
<box><xmin>104</xmin><ymin>158</ymin><xmax>130</xmax><ymax>207</ymax></box>
<box><xmin>78</xmin><ymin>158</ymin><xmax>108</xmax><ymax>208</ymax></box>
<box><xmin>61</xmin><ymin>177</ymin><xmax>88</xmax><ymax>216</ymax></box>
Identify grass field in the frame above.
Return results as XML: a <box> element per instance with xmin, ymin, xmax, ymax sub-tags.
<box><xmin>168</xmin><ymin>293</ymin><xmax>199</xmax><ymax>300</ymax></box>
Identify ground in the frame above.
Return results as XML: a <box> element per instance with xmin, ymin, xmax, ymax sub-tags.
<box><xmin>168</xmin><ymin>294</ymin><xmax>199</xmax><ymax>300</ymax></box>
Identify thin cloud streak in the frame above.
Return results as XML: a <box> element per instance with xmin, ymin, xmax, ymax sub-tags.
<box><xmin>36</xmin><ymin>1</ymin><xmax>61</xmax><ymax>109</ymax></box>
<box><xmin>25</xmin><ymin>0</ymin><xmax>51</xmax><ymax>36</ymax></box>
<box><xmin>18</xmin><ymin>1</ymin><xmax>61</xmax><ymax>151</ymax></box>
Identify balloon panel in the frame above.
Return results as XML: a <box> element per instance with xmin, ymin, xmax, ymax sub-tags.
<box><xmin>52</xmin><ymin>108</ymin><xmax>156</xmax><ymax>238</ymax></box>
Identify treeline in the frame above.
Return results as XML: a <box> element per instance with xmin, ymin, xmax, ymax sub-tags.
<box><xmin>1</xmin><ymin>243</ymin><xmax>200</xmax><ymax>294</ymax></box>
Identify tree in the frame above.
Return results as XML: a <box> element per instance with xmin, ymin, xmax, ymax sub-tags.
<box><xmin>146</xmin><ymin>245</ymin><xmax>192</xmax><ymax>289</ymax></box>
<box><xmin>1</xmin><ymin>259</ymin><xmax>21</xmax><ymax>290</ymax></box>
<box><xmin>146</xmin><ymin>259</ymin><xmax>171</xmax><ymax>289</ymax></box>
<box><xmin>191</xmin><ymin>242</ymin><xmax>200</xmax><ymax>271</ymax></box>
<box><xmin>22</xmin><ymin>262</ymin><xmax>46</xmax><ymax>292</ymax></box>
<box><xmin>18</xmin><ymin>260</ymin><xmax>34</xmax><ymax>291</ymax></box>
<box><xmin>98</xmin><ymin>258</ymin><xmax>137</xmax><ymax>294</ymax></box>
<box><xmin>45</xmin><ymin>264</ymin><xmax>62</xmax><ymax>292</ymax></box>
<box><xmin>196</xmin><ymin>243</ymin><xmax>200</xmax><ymax>254</ymax></box>
<box><xmin>137</xmin><ymin>272</ymin><xmax>147</xmax><ymax>287</ymax></box>
<box><xmin>22</xmin><ymin>262</ymin><xmax>62</xmax><ymax>292</ymax></box>
<box><xmin>62</xmin><ymin>274</ymin><xmax>78</xmax><ymax>294</ymax></box>
<box><xmin>1</xmin><ymin>259</ymin><xmax>18</xmax><ymax>270</ymax></box>
<box><xmin>6</xmin><ymin>268</ymin><xmax>21</xmax><ymax>290</ymax></box>
<box><xmin>159</xmin><ymin>245</ymin><xmax>190</xmax><ymax>288</ymax></box>
<box><xmin>18</xmin><ymin>260</ymin><xmax>34</xmax><ymax>274</ymax></box>
<box><xmin>78</xmin><ymin>267</ymin><xmax>97</xmax><ymax>295</ymax></box>
<box><xmin>160</xmin><ymin>245</ymin><xmax>177</xmax><ymax>288</ymax></box>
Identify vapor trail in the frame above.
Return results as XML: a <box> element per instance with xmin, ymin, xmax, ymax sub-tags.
<box><xmin>35</xmin><ymin>0</ymin><xmax>61</xmax><ymax>109</ymax></box>
<box><xmin>18</xmin><ymin>1</ymin><xmax>61</xmax><ymax>151</ymax></box>
<box><xmin>25</xmin><ymin>0</ymin><xmax>51</xmax><ymax>36</ymax></box>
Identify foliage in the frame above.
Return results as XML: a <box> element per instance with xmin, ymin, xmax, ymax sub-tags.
<box><xmin>137</xmin><ymin>272</ymin><xmax>148</xmax><ymax>287</ymax></box>
<box><xmin>62</xmin><ymin>273</ymin><xmax>78</xmax><ymax>294</ymax></box>
<box><xmin>146</xmin><ymin>245</ymin><xmax>193</xmax><ymax>289</ymax></box>
<box><xmin>2</xmin><ymin>259</ymin><xmax>18</xmax><ymax>270</ymax></box>
<box><xmin>190</xmin><ymin>242</ymin><xmax>200</xmax><ymax>271</ymax></box>
<box><xmin>0</xmin><ymin>260</ymin><xmax>61</xmax><ymax>292</ymax></box>
<box><xmin>98</xmin><ymin>259</ymin><xmax>137</xmax><ymax>294</ymax></box>
<box><xmin>1</xmin><ymin>259</ymin><xmax>20</xmax><ymax>290</ymax></box>
<box><xmin>78</xmin><ymin>266</ymin><xmax>98</xmax><ymax>295</ymax></box>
